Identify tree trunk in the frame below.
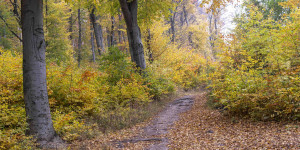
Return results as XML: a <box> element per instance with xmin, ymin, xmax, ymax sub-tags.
<box><xmin>170</xmin><ymin>12</ymin><xmax>176</xmax><ymax>43</ymax></box>
<box><xmin>77</xmin><ymin>8</ymin><xmax>82</xmax><ymax>67</ymax></box>
<box><xmin>110</xmin><ymin>16</ymin><xmax>115</xmax><ymax>47</ymax></box>
<box><xmin>147</xmin><ymin>28</ymin><xmax>153</xmax><ymax>63</ymax></box>
<box><xmin>213</xmin><ymin>16</ymin><xmax>218</xmax><ymax>57</ymax></box>
<box><xmin>208</xmin><ymin>12</ymin><xmax>214</xmax><ymax>48</ymax></box>
<box><xmin>118</xmin><ymin>13</ymin><xmax>122</xmax><ymax>44</ymax></box>
<box><xmin>90</xmin><ymin>8</ymin><xmax>104</xmax><ymax>55</ymax></box>
<box><xmin>68</xmin><ymin>9</ymin><xmax>73</xmax><ymax>40</ymax></box>
<box><xmin>106</xmin><ymin>27</ymin><xmax>111</xmax><ymax>47</ymax></box>
<box><xmin>21</xmin><ymin>0</ymin><xmax>59</xmax><ymax>146</ymax></box>
<box><xmin>45</xmin><ymin>0</ymin><xmax>48</xmax><ymax>27</ymax></box>
<box><xmin>12</xmin><ymin>0</ymin><xmax>21</xmax><ymax>26</ymax></box>
<box><xmin>183</xmin><ymin>6</ymin><xmax>189</xmax><ymax>26</ymax></box>
<box><xmin>90</xmin><ymin>21</ymin><xmax>96</xmax><ymax>62</ymax></box>
<box><xmin>119</xmin><ymin>0</ymin><xmax>146</xmax><ymax>70</ymax></box>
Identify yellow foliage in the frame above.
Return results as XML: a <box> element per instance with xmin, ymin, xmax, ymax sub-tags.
<box><xmin>208</xmin><ymin>1</ymin><xmax>300</xmax><ymax>121</ymax></box>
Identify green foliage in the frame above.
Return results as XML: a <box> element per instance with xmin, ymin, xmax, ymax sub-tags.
<box><xmin>0</xmin><ymin>0</ymin><xmax>22</xmax><ymax>50</ymax></box>
<box><xmin>45</xmin><ymin>0</ymin><xmax>73</xmax><ymax>64</ymax></box>
<box><xmin>100</xmin><ymin>47</ymin><xmax>135</xmax><ymax>85</ymax></box>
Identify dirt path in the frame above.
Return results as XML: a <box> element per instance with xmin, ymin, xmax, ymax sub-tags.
<box><xmin>144</xmin><ymin>95</ymin><xmax>194</xmax><ymax>150</ymax></box>
<box><xmin>113</xmin><ymin>95</ymin><xmax>195</xmax><ymax>150</ymax></box>
<box><xmin>71</xmin><ymin>90</ymin><xmax>299</xmax><ymax>149</ymax></box>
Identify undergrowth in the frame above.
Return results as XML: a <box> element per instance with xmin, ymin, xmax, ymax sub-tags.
<box><xmin>0</xmin><ymin>45</ymin><xmax>203</xmax><ymax>149</ymax></box>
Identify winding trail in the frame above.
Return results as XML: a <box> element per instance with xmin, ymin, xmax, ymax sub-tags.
<box><xmin>113</xmin><ymin>95</ymin><xmax>195</xmax><ymax>149</ymax></box>
<box><xmin>144</xmin><ymin>95</ymin><xmax>194</xmax><ymax>150</ymax></box>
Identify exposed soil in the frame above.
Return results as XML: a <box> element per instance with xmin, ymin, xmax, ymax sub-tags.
<box><xmin>112</xmin><ymin>95</ymin><xmax>195</xmax><ymax>150</ymax></box>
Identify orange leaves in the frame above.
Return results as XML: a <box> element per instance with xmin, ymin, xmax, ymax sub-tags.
<box><xmin>168</xmin><ymin>93</ymin><xmax>300</xmax><ymax>149</ymax></box>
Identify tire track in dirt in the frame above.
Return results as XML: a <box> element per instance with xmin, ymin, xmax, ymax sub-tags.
<box><xmin>144</xmin><ymin>95</ymin><xmax>194</xmax><ymax>150</ymax></box>
<box><xmin>113</xmin><ymin>95</ymin><xmax>195</xmax><ymax>149</ymax></box>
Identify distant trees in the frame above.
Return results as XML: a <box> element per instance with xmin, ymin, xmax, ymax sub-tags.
<box><xmin>89</xmin><ymin>7</ymin><xmax>104</xmax><ymax>55</ymax></box>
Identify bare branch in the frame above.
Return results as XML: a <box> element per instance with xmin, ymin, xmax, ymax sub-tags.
<box><xmin>0</xmin><ymin>14</ymin><xmax>22</xmax><ymax>42</ymax></box>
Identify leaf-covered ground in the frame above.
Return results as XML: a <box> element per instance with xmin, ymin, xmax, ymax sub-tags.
<box><xmin>168</xmin><ymin>92</ymin><xmax>300</xmax><ymax>149</ymax></box>
<box><xmin>70</xmin><ymin>90</ymin><xmax>299</xmax><ymax>149</ymax></box>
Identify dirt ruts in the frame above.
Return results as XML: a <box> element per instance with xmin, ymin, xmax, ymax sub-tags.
<box><xmin>114</xmin><ymin>95</ymin><xmax>195</xmax><ymax>149</ymax></box>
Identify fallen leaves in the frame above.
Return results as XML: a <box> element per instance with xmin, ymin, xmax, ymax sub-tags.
<box><xmin>167</xmin><ymin>92</ymin><xmax>300</xmax><ymax>149</ymax></box>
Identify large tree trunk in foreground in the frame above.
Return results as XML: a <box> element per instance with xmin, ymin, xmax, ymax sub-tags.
<box><xmin>90</xmin><ymin>8</ymin><xmax>104</xmax><ymax>55</ymax></box>
<box><xmin>119</xmin><ymin>0</ymin><xmax>146</xmax><ymax>70</ymax></box>
<box><xmin>21</xmin><ymin>0</ymin><xmax>59</xmax><ymax>146</ymax></box>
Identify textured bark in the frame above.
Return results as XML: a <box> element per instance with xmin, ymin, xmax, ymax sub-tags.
<box><xmin>119</xmin><ymin>0</ymin><xmax>146</xmax><ymax>70</ymax></box>
<box><xmin>21</xmin><ymin>0</ymin><xmax>57</xmax><ymax>145</ymax></box>
<box><xmin>77</xmin><ymin>8</ymin><xmax>82</xmax><ymax>67</ymax></box>
<box><xmin>90</xmin><ymin>8</ymin><xmax>104</xmax><ymax>55</ymax></box>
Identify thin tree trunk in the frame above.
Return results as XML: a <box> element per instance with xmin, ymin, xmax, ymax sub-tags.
<box><xmin>170</xmin><ymin>15</ymin><xmax>175</xmax><ymax>43</ymax></box>
<box><xmin>69</xmin><ymin>9</ymin><xmax>73</xmax><ymax>40</ymax></box>
<box><xmin>183</xmin><ymin>6</ymin><xmax>189</xmax><ymax>26</ymax></box>
<box><xmin>45</xmin><ymin>0</ymin><xmax>48</xmax><ymax>26</ymax></box>
<box><xmin>90</xmin><ymin>21</ymin><xmax>96</xmax><ymax>62</ymax></box>
<box><xmin>147</xmin><ymin>28</ymin><xmax>153</xmax><ymax>63</ymax></box>
<box><xmin>78</xmin><ymin>8</ymin><xmax>82</xmax><ymax>67</ymax></box>
<box><xmin>119</xmin><ymin>0</ymin><xmax>146</xmax><ymax>70</ymax></box>
<box><xmin>213</xmin><ymin>16</ymin><xmax>218</xmax><ymax>55</ymax></box>
<box><xmin>90</xmin><ymin>8</ymin><xmax>104</xmax><ymax>55</ymax></box>
<box><xmin>110</xmin><ymin>16</ymin><xmax>115</xmax><ymax>47</ymax></box>
<box><xmin>106</xmin><ymin>27</ymin><xmax>111</xmax><ymax>48</ymax></box>
<box><xmin>21</xmin><ymin>0</ymin><xmax>60</xmax><ymax>146</ymax></box>
<box><xmin>208</xmin><ymin>12</ymin><xmax>214</xmax><ymax>48</ymax></box>
<box><xmin>118</xmin><ymin>12</ymin><xmax>122</xmax><ymax>44</ymax></box>
<box><xmin>12</xmin><ymin>0</ymin><xmax>21</xmax><ymax>26</ymax></box>
<box><xmin>169</xmin><ymin>9</ymin><xmax>177</xmax><ymax>43</ymax></box>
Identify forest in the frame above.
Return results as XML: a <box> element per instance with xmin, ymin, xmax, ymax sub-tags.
<box><xmin>0</xmin><ymin>0</ymin><xmax>299</xmax><ymax>149</ymax></box>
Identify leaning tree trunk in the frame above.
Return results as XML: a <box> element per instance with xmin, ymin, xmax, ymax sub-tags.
<box><xmin>119</xmin><ymin>0</ymin><xmax>146</xmax><ymax>70</ymax></box>
<box><xmin>90</xmin><ymin>7</ymin><xmax>104</xmax><ymax>55</ymax></box>
<box><xmin>21</xmin><ymin>0</ymin><xmax>59</xmax><ymax>146</ymax></box>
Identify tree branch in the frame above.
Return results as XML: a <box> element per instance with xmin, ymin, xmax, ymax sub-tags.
<box><xmin>0</xmin><ymin>14</ymin><xmax>22</xmax><ymax>42</ymax></box>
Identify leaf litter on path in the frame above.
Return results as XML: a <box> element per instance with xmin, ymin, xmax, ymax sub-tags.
<box><xmin>168</xmin><ymin>92</ymin><xmax>300</xmax><ymax>149</ymax></box>
<box><xmin>70</xmin><ymin>90</ymin><xmax>299</xmax><ymax>149</ymax></box>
